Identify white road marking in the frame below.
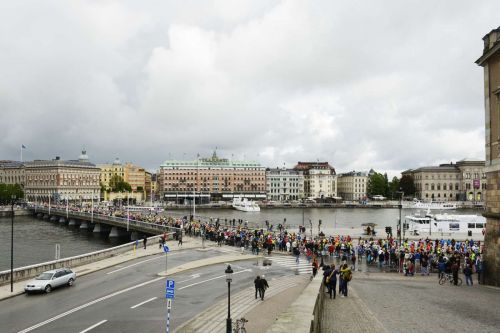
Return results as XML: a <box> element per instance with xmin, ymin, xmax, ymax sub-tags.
<box><xmin>130</xmin><ymin>297</ymin><xmax>157</xmax><ymax>309</ymax></box>
<box><xmin>177</xmin><ymin>274</ymin><xmax>201</xmax><ymax>284</ymax></box>
<box><xmin>179</xmin><ymin>269</ymin><xmax>252</xmax><ymax>290</ymax></box>
<box><xmin>79</xmin><ymin>320</ymin><xmax>108</xmax><ymax>333</ymax></box>
<box><xmin>17</xmin><ymin>277</ymin><xmax>164</xmax><ymax>333</ymax></box>
<box><xmin>106</xmin><ymin>254</ymin><xmax>175</xmax><ymax>275</ymax></box>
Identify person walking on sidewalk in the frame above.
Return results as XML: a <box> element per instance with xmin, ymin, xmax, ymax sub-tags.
<box><xmin>340</xmin><ymin>263</ymin><xmax>352</xmax><ymax>297</ymax></box>
<box><xmin>178</xmin><ymin>232</ymin><xmax>183</xmax><ymax>246</ymax></box>
<box><xmin>326</xmin><ymin>264</ymin><xmax>339</xmax><ymax>299</ymax></box>
<box><xmin>254</xmin><ymin>276</ymin><xmax>261</xmax><ymax>299</ymax></box>
<box><xmin>259</xmin><ymin>275</ymin><xmax>269</xmax><ymax>300</ymax></box>
<box><xmin>143</xmin><ymin>235</ymin><xmax>147</xmax><ymax>249</ymax></box>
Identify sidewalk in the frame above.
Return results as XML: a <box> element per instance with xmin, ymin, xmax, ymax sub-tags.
<box><xmin>321</xmin><ymin>283</ymin><xmax>388</xmax><ymax>333</ymax></box>
<box><xmin>0</xmin><ymin>236</ymin><xmax>217</xmax><ymax>301</ymax></box>
<box><xmin>175</xmin><ymin>274</ymin><xmax>310</xmax><ymax>333</ymax></box>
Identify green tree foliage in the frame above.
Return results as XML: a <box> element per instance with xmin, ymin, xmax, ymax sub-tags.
<box><xmin>0</xmin><ymin>183</ymin><xmax>24</xmax><ymax>203</ymax></box>
<box><xmin>136</xmin><ymin>186</ymin><xmax>144</xmax><ymax>192</ymax></box>
<box><xmin>368</xmin><ymin>172</ymin><xmax>387</xmax><ymax>196</ymax></box>
<box><xmin>108</xmin><ymin>175</ymin><xmax>132</xmax><ymax>193</ymax></box>
<box><xmin>388</xmin><ymin>176</ymin><xmax>400</xmax><ymax>199</ymax></box>
<box><xmin>399</xmin><ymin>174</ymin><xmax>416</xmax><ymax>196</ymax></box>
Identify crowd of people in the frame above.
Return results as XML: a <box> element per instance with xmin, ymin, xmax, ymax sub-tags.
<box><xmin>33</xmin><ymin>202</ymin><xmax>486</xmax><ymax>288</ymax></box>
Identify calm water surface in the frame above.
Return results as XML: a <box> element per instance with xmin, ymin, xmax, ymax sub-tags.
<box><xmin>0</xmin><ymin>215</ymin><xmax>127</xmax><ymax>271</ymax></box>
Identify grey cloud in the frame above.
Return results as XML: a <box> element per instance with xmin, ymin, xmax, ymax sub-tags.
<box><xmin>0</xmin><ymin>0</ymin><xmax>497</xmax><ymax>176</ymax></box>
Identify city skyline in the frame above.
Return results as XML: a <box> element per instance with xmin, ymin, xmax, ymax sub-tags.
<box><xmin>1</xmin><ymin>1</ymin><xmax>499</xmax><ymax>176</ymax></box>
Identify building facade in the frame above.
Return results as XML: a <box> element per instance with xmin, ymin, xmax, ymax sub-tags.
<box><xmin>337</xmin><ymin>171</ymin><xmax>368</xmax><ymax>201</ymax></box>
<box><xmin>98</xmin><ymin>159</ymin><xmax>147</xmax><ymax>202</ymax></box>
<box><xmin>158</xmin><ymin>152</ymin><xmax>266</xmax><ymax>203</ymax></box>
<box><xmin>402</xmin><ymin>159</ymin><xmax>486</xmax><ymax>202</ymax></box>
<box><xmin>124</xmin><ymin>163</ymin><xmax>146</xmax><ymax>194</ymax></box>
<box><xmin>24</xmin><ymin>151</ymin><xmax>100</xmax><ymax>202</ymax></box>
<box><xmin>293</xmin><ymin>162</ymin><xmax>337</xmax><ymax>199</ymax></box>
<box><xmin>476</xmin><ymin>26</ymin><xmax>500</xmax><ymax>286</ymax></box>
<box><xmin>266</xmin><ymin>168</ymin><xmax>304</xmax><ymax>201</ymax></box>
<box><xmin>0</xmin><ymin>161</ymin><xmax>25</xmax><ymax>186</ymax></box>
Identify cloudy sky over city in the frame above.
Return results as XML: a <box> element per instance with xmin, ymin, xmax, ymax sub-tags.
<box><xmin>1</xmin><ymin>1</ymin><xmax>499</xmax><ymax>175</ymax></box>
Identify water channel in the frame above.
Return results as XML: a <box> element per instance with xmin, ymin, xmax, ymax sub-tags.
<box><xmin>0</xmin><ymin>207</ymin><xmax>481</xmax><ymax>271</ymax></box>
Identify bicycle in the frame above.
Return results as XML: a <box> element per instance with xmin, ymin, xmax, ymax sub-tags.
<box><xmin>233</xmin><ymin>317</ymin><xmax>248</xmax><ymax>333</ymax></box>
<box><xmin>439</xmin><ymin>273</ymin><xmax>462</xmax><ymax>286</ymax></box>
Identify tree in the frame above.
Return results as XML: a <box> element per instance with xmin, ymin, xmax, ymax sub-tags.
<box><xmin>388</xmin><ymin>176</ymin><xmax>400</xmax><ymax>199</ymax></box>
<box><xmin>399</xmin><ymin>175</ymin><xmax>416</xmax><ymax>197</ymax></box>
<box><xmin>109</xmin><ymin>175</ymin><xmax>132</xmax><ymax>193</ymax></box>
<box><xmin>136</xmin><ymin>186</ymin><xmax>144</xmax><ymax>192</ymax></box>
<box><xmin>368</xmin><ymin>172</ymin><xmax>387</xmax><ymax>196</ymax></box>
<box><xmin>0</xmin><ymin>183</ymin><xmax>24</xmax><ymax>204</ymax></box>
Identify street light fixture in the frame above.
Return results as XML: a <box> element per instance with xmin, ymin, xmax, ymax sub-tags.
<box><xmin>225</xmin><ymin>265</ymin><xmax>234</xmax><ymax>333</ymax></box>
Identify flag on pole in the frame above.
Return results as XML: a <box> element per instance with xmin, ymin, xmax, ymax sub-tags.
<box><xmin>21</xmin><ymin>144</ymin><xmax>26</xmax><ymax>149</ymax></box>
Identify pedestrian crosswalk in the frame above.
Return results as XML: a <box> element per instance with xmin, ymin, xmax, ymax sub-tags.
<box><xmin>264</xmin><ymin>256</ymin><xmax>313</xmax><ymax>275</ymax></box>
<box><xmin>175</xmin><ymin>275</ymin><xmax>307</xmax><ymax>333</ymax></box>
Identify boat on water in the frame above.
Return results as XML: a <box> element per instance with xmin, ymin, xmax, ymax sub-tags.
<box><xmin>405</xmin><ymin>212</ymin><xmax>485</xmax><ymax>236</ymax></box>
<box><xmin>403</xmin><ymin>199</ymin><xmax>458</xmax><ymax>210</ymax></box>
<box><xmin>232</xmin><ymin>197</ymin><xmax>260</xmax><ymax>212</ymax></box>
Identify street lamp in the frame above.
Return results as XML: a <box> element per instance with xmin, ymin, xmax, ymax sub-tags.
<box><xmin>11</xmin><ymin>194</ymin><xmax>16</xmax><ymax>293</ymax></box>
<box><xmin>396</xmin><ymin>188</ymin><xmax>404</xmax><ymax>246</ymax></box>
<box><xmin>309</xmin><ymin>219</ymin><xmax>313</xmax><ymax>239</ymax></box>
<box><xmin>225</xmin><ymin>265</ymin><xmax>234</xmax><ymax>333</ymax></box>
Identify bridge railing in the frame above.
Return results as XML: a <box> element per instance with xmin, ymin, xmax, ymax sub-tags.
<box><xmin>30</xmin><ymin>206</ymin><xmax>181</xmax><ymax>234</ymax></box>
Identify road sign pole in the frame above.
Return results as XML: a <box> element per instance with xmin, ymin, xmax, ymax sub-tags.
<box><xmin>166</xmin><ymin>307</ymin><xmax>170</xmax><ymax>333</ymax></box>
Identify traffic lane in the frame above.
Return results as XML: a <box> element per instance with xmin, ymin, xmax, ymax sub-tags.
<box><xmin>351</xmin><ymin>276</ymin><xmax>500</xmax><ymax>333</ymax></box>
<box><xmin>24</xmin><ymin>258</ymin><xmax>293</xmax><ymax>333</ymax></box>
<box><xmin>2</xmin><ymin>249</ymin><xmax>224</xmax><ymax>333</ymax></box>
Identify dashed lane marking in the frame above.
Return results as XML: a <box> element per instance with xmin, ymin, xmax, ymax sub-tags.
<box><xmin>79</xmin><ymin>320</ymin><xmax>108</xmax><ymax>333</ymax></box>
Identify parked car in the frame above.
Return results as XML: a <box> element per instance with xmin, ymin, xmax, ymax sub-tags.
<box><xmin>24</xmin><ymin>268</ymin><xmax>76</xmax><ymax>294</ymax></box>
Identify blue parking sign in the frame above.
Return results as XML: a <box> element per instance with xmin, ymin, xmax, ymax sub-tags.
<box><xmin>166</xmin><ymin>280</ymin><xmax>175</xmax><ymax>289</ymax></box>
<box><xmin>163</xmin><ymin>244</ymin><xmax>170</xmax><ymax>253</ymax></box>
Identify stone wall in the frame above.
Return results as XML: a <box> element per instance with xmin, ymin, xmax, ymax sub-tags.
<box><xmin>484</xmin><ymin>171</ymin><xmax>500</xmax><ymax>286</ymax></box>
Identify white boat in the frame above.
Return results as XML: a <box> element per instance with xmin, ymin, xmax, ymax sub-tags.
<box><xmin>405</xmin><ymin>212</ymin><xmax>485</xmax><ymax>236</ymax></box>
<box><xmin>232</xmin><ymin>197</ymin><xmax>260</xmax><ymax>212</ymax></box>
<box><xmin>403</xmin><ymin>199</ymin><xmax>458</xmax><ymax>210</ymax></box>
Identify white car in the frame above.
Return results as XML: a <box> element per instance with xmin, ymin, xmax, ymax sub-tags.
<box><xmin>24</xmin><ymin>268</ymin><xmax>76</xmax><ymax>294</ymax></box>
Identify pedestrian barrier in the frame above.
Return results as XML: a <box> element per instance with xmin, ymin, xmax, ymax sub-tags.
<box><xmin>310</xmin><ymin>277</ymin><xmax>325</xmax><ymax>333</ymax></box>
<box><xmin>0</xmin><ymin>234</ymin><xmax>168</xmax><ymax>285</ymax></box>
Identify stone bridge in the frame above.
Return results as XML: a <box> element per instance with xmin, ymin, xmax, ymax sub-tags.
<box><xmin>28</xmin><ymin>206</ymin><xmax>180</xmax><ymax>240</ymax></box>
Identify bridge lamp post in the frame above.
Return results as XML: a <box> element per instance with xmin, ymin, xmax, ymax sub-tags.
<box><xmin>225</xmin><ymin>265</ymin><xmax>233</xmax><ymax>333</ymax></box>
<box><xmin>11</xmin><ymin>194</ymin><xmax>16</xmax><ymax>293</ymax></box>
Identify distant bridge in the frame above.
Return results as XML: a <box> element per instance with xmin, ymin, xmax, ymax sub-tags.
<box><xmin>28</xmin><ymin>206</ymin><xmax>180</xmax><ymax>239</ymax></box>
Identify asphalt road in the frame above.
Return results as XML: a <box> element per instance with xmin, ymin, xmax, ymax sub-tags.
<box><xmin>1</xmin><ymin>247</ymin><xmax>297</xmax><ymax>333</ymax></box>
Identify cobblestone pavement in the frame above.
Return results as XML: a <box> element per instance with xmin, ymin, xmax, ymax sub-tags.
<box><xmin>323</xmin><ymin>271</ymin><xmax>500</xmax><ymax>333</ymax></box>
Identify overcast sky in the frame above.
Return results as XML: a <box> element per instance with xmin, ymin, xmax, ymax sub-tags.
<box><xmin>1</xmin><ymin>1</ymin><xmax>499</xmax><ymax>176</ymax></box>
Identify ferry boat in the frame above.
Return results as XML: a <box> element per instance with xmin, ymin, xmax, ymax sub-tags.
<box><xmin>232</xmin><ymin>197</ymin><xmax>260</xmax><ymax>212</ymax></box>
<box><xmin>403</xmin><ymin>199</ymin><xmax>458</xmax><ymax>210</ymax></box>
<box><xmin>405</xmin><ymin>212</ymin><xmax>485</xmax><ymax>236</ymax></box>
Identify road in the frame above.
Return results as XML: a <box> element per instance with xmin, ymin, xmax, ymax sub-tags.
<box><xmin>1</xmin><ymin>247</ymin><xmax>309</xmax><ymax>333</ymax></box>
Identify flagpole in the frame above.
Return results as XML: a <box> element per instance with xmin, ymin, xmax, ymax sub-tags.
<box><xmin>20</xmin><ymin>146</ymin><xmax>22</xmax><ymax>162</ymax></box>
